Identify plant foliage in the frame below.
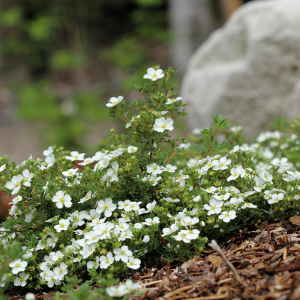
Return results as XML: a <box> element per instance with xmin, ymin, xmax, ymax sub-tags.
<box><xmin>1</xmin><ymin>68</ymin><xmax>300</xmax><ymax>298</ymax></box>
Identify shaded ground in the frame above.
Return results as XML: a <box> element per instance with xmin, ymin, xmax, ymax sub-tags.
<box><xmin>0</xmin><ymin>122</ymin><xmax>116</xmax><ymax>163</ymax></box>
<box><xmin>132</xmin><ymin>219</ymin><xmax>300</xmax><ymax>300</ymax></box>
<box><xmin>0</xmin><ymin>124</ymin><xmax>41</xmax><ymax>162</ymax></box>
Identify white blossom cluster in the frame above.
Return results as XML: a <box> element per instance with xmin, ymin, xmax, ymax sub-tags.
<box><xmin>1</xmin><ymin>68</ymin><xmax>300</xmax><ymax>296</ymax></box>
<box><xmin>106</xmin><ymin>279</ymin><xmax>141</xmax><ymax>297</ymax></box>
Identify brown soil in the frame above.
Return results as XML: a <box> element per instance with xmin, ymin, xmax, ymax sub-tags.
<box><xmin>132</xmin><ymin>220</ymin><xmax>300</xmax><ymax>300</ymax></box>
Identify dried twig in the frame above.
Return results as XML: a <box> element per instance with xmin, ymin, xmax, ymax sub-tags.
<box><xmin>143</xmin><ymin>280</ymin><xmax>162</xmax><ymax>287</ymax></box>
<box><xmin>209</xmin><ymin>240</ymin><xmax>245</xmax><ymax>287</ymax></box>
<box><xmin>186</xmin><ymin>295</ymin><xmax>228</xmax><ymax>300</ymax></box>
<box><xmin>163</xmin><ymin>285</ymin><xmax>193</xmax><ymax>298</ymax></box>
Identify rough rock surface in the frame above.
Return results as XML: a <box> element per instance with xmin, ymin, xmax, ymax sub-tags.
<box><xmin>182</xmin><ymin>0</ymin><xmax>300</xmax><ymax>136</ymax></box>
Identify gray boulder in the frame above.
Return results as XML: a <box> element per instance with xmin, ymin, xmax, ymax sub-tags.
<box><xmin>182</xmin><ymin>0</ymin><xmax>300</xmax><ymax>136</ymax></box>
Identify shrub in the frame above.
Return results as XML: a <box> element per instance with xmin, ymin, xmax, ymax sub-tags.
<box><xmin>1</xmin><ymin>67</ymin><xmax>300</xmax><ymax>298</ymax></box>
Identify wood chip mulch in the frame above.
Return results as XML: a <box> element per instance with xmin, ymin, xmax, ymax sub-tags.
<box><xmin>131</xmin><ymin>219</ymin><xmax>300</xmax><ymax>300</ymax></box>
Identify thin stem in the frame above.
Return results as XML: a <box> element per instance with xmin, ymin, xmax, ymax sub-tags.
<box><xmin>208</xmin><ymin>240</ymin><xmax>245</xmax><ymax>287</ymax></box>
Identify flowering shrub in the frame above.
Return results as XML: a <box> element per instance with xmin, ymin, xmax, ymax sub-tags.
<box><xmin>1</xmin><ymin>67</ymin><xmax>300</xmax><ymax>297</ymax></box>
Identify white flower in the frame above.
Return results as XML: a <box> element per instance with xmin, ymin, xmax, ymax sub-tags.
<box><xmin>43</xmin><ymin>146</ymin><xmax>53</xmax><ymax>157</ymax></box>
<box><xmin>125</xmin><ymin>114</ymin><xmax>141</xmax><ymax>128</ymax></box>
<box><xmin>107</xmin><ymin>284</ymin><xmax>129</xmax><ymax>297</ymax></box>
<box><xmin>205</xmin><ymin>186</ymin><xmax>218</xmax><ymax>193</ymax></box>
<box><xmin>118</xmin><ymin>200</ymin><xmax>141</xmax><ymax>212</ymax></box>
<box><xmin>52</xmin><ymin>191</ymin><xmax>72</xmax><ymax>209</ymax></box>
<box><xmin>160</xmin><ymin>110</ymin><xmax>169</xmax><ymax>116</ymax></box>
<box><xmin>225</xmin><ymin>186</ymin><xmax>240</xmax><ymax>194</ymax></box>
<box><xmin>93</xmin><ymin>152</ymin><xmax>111</xmax><ymax>170</ymax></box>
<box><xmin>193</xmin><ymin>195</ymin><xmax>202</xmax><ymax>202</ymax></box>
<box><xmin>5</xmin><ymin>175</ymin><xmax>23</xmax><ymax>194</ymax></box>
<box><xmin>174</xmin><ymin>172</ymin><xmax>189</xmax><ymax>187</ymax></box>
<box><xmin>146</xmin><ymin>163</ymin><xmax>164</xmax><ymax>175</ymax></box>
<box><xmin>187</xmin><ymin>158</ymin><xmax>202</xmax><ymax>168</ymax></box>
<box><xmin>127</xmin><ymin>146</ymin><xmax>138</xmax><ymax>153</ymax></box>
<box><xmin>65</xmin><ymin>151</ymin><xmax>85</xmax><ymax>161</ymax></box>
<box><xmin>212</xmin><ymin>157</ymin><xmax>231</xmax><ymax>171</ymax></box>
<box><xmin>163</xmin><ymin>197</ymin><xmax>180</xmax><ymax>203</ymax></box>
<box><xmin>106</xmin><ymin>280</ymin><xmax>141</xmax><ymax>297</ymax></box>
<box><xmin>45</xmin><ymin>154</ymin><xmax>55</xmax><ymax>168</ymax></box>
<box><xmin>126</xmin><ymin>257</ymin><xmax>141</xmax><ymax>270</ymax></box>
<box><xmin>111</xmin><ymin>148</ymin><xmax>124</xmax><ymax>158</ymax></box>
<box><xmin>259</xmin><ymin>170</ymin><xmax>273</xmax><ymax>183</ymax></box>
<box><xmin>166</xmin><ymin>96</ymin><xmax>182</xmax><ymax>104</ymax></box>
<box><xmin>14</xmin><ymin>272</ymin><xmax>29</xmax><ymax>287</ymax></box>
<box><xmin>0</xmin><ymin>164</ymin><xmax>6</xmax><ymax>172</ymax></box>
<box><xmin>9</xmin><ymin>259</ymin><xmax>28</xmax><ymax>275</ymax></box>
<box><xmin>41</xmin><ymin>270</ymin><xmax>58</xmax><ymax>288</ymax></box>
<box><xmin>22</xmin><ymin>169</ymin><xmax>33</xmax><ymax>187</ymax></box>
<box><xmin>25</xmin><ymin>293</ymin><xmax>35</xmax><ymax>300</ymax></box>
<box><xmin>106</xmin><ymin>96</ymin><xmax>124</xmax><ymax>108</ymax></box>
<box><xmin>80</xmin><ymin>244</ymin><xmax>96</xmax><ymax>259</ymax></box>
<box><xmin>78</xmin><ymin>157</ymin><xmax>95</xmax><ymax>166</ymax></box>
<box><xmin>178</xmin><ymin>216</ymin><xmax>199</xmax><ymax>227</ymax></box>
<box><xmin>254</xmin><ymin>176</ymin><xmax>266</xmax><ymax>192</ymax></box>
<box><xmin>228</xmin><ymin>197</ymin><xmax>244</xmax><ymax>205</ymax></box>
<box><xmin>164</xmin><ymin>164</ymin><xmax>177</xmax><ymax>173</ymax></box>
<box><xmin>54</xmin><ymin>219</ymin><xmax>70</xmax><ymax>232</ymax></box>
<box><xmin>84</xmin><ymin>230</ymin><xmax>101</xmax><ymax>244</ymax></box>
<box><xmin>96</xmin><ymin>198</ymin><xmax>116</xmax><ymax>217</ymax></box>
<box><xmin>90</xmin><ymin>223</ymin><xmax>114</xmax><ymax>241</ymax></box>
<box><xmin>25</xmin><ymin>209</ymin><xmax>35</xmax><ymax>223</ymax></box>
<box><xmin>99</xmin><ymin>252</ymin><xmax>114</xmax><ymax>269</ymax></box>
<box><xmin>257</xmin><ymin>131</ymin><xmax>281</xmax><ymax>143</ymax></box>
<box><xmin>102</xmin><ymin>162</ymin><xmax>119</xmax><ymax>183</ymax></box>
<box><xmin>174</xmin><ymin>229</ymin><xmax>200</xmax><ymax>243</ymax></box>
<box><xmin>143</xmin><ymin>235</ymin><xmax>150</xmax><ymax>243</ymax></box>
<box><xmin>227</xmin><ymin>165</ymin><xmax>246</xmax><ymax>181</ymax></box>
<box><xmin>143</xmin><ymin>67</ymin><xmax>164</xmax><ymax>81</ymax></box>
<box><xmin>48</xmin><ymin>251</ymin><xmax>64</xmax><ymax>263</ymax></box>
<box><xmin>114</xmin><ymin>246</ymin><xmax>133</xmax><ymax>263</ymax></box>
<box><xmin>124</xmin><ymin>279</ymin><xmax>141</xmax><ymax>291</ymax></box>
<box><xmin>153</xmin><ymin>117</ymin><xmax>174</xmax><ymax>133</ymax></box>
<box><xmin>204</xmin><ymin>199</ymin><xmax>223</xmax><ymax>215</ymax></box>
<box><xmin>283</xmin><ymin>170</ymin><xmax>300</xmax><ymax>182</ymax></box>
<box><xmin>264</xmin><ymin>189</ymin><xmax>285</xmax><ymax>204</ymax></box>
<box><xmin>134</xmin><ymin>223</ymin><xmax>143</xmax><ymax>230</ymax></box>
<box><xmin>87</xmin><ymin>260</ymin><xmax>99</xmax><ymax>270</ymax></box>
<box><xmin>62</xmin><ymin>168</ymin><xmax>78</xmax><ymax>177</ymax></box>
<box><xmin>219</xmin><ymin>210</ymin><xmax>237</xmax><ymax>223</ymax></box>
<box><xmin>230</xmin><ymin>126</ymin><xmax>242</xmax><ymax>133</ymax></box>
<box><xmin>53</xmin><ymin>263</ymin><xmax>68</xmax><ymax>281</ymax></box>
<box><xmin>162</xmin><ymin>224</ymin><xmax>178</xmax><ymax>236</ymax></box>
<box><xmin>192</xmin><ymin>128</ymin><xmax>203</xmax><ymax>135</ymax></box>
<box><xmin>178</xmin><ymin>143</ymin><xmax>191</xmax><ymax>150</ymax></box>
<box><xmin>0</xmin><ymin>274</ymin><xmax>8</xmax><ymax>288</ymax></box>
<box><xmin>260</xmin><ymin>148</ymin><xmax>274</xmax><ymax>159</ymax></box>
<box><xmin>242</xmin><ymin>202</ymin><xmax>257</xmax><ymax>209</ymax></box>
<box><xmin>79</xmin><ymin>191</ymin><xmax>93</xmax><ymax>203</ymax></box>
<box><xmin>142</xmin><ymin>174</ymin><xmax>161</xmax><ymax>186</ymax></box>
<box><xmin>271</xmin><ymin>158</ymin><xmax>292</xmax><ymax>172</ymax></box>
<box><xmin>144</xmin><ymin>217</ymin><xmax>160</xmax><ymax>226</ymax></box>
<box><xmin>11</xmin><ymin>195</ymin><xmax>22</xmax><ymax>205</ymax></box>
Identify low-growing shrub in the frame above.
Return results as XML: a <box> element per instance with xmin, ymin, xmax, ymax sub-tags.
<box><xmin>1</xmin><ymin>67</ymin><xmax>300</xmax><ymax>298</ymax></box>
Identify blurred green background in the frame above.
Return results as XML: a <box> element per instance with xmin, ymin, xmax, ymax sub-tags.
<box><xmin>0</xmin><ymin>0</ymin><xmax>239</xmax><ymax>161</ymax></box>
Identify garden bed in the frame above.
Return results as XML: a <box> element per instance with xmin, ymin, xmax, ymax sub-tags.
<box><xmin>1</xmin><ymin>67</ymin><xmax>300</xmax><ymax>299</ymax></box>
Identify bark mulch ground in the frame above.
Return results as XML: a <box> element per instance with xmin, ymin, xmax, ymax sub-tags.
<box><xmin>132</xmin><ymin>218</ymin><xmax>300</xmax><ymax>300</ymax></box>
